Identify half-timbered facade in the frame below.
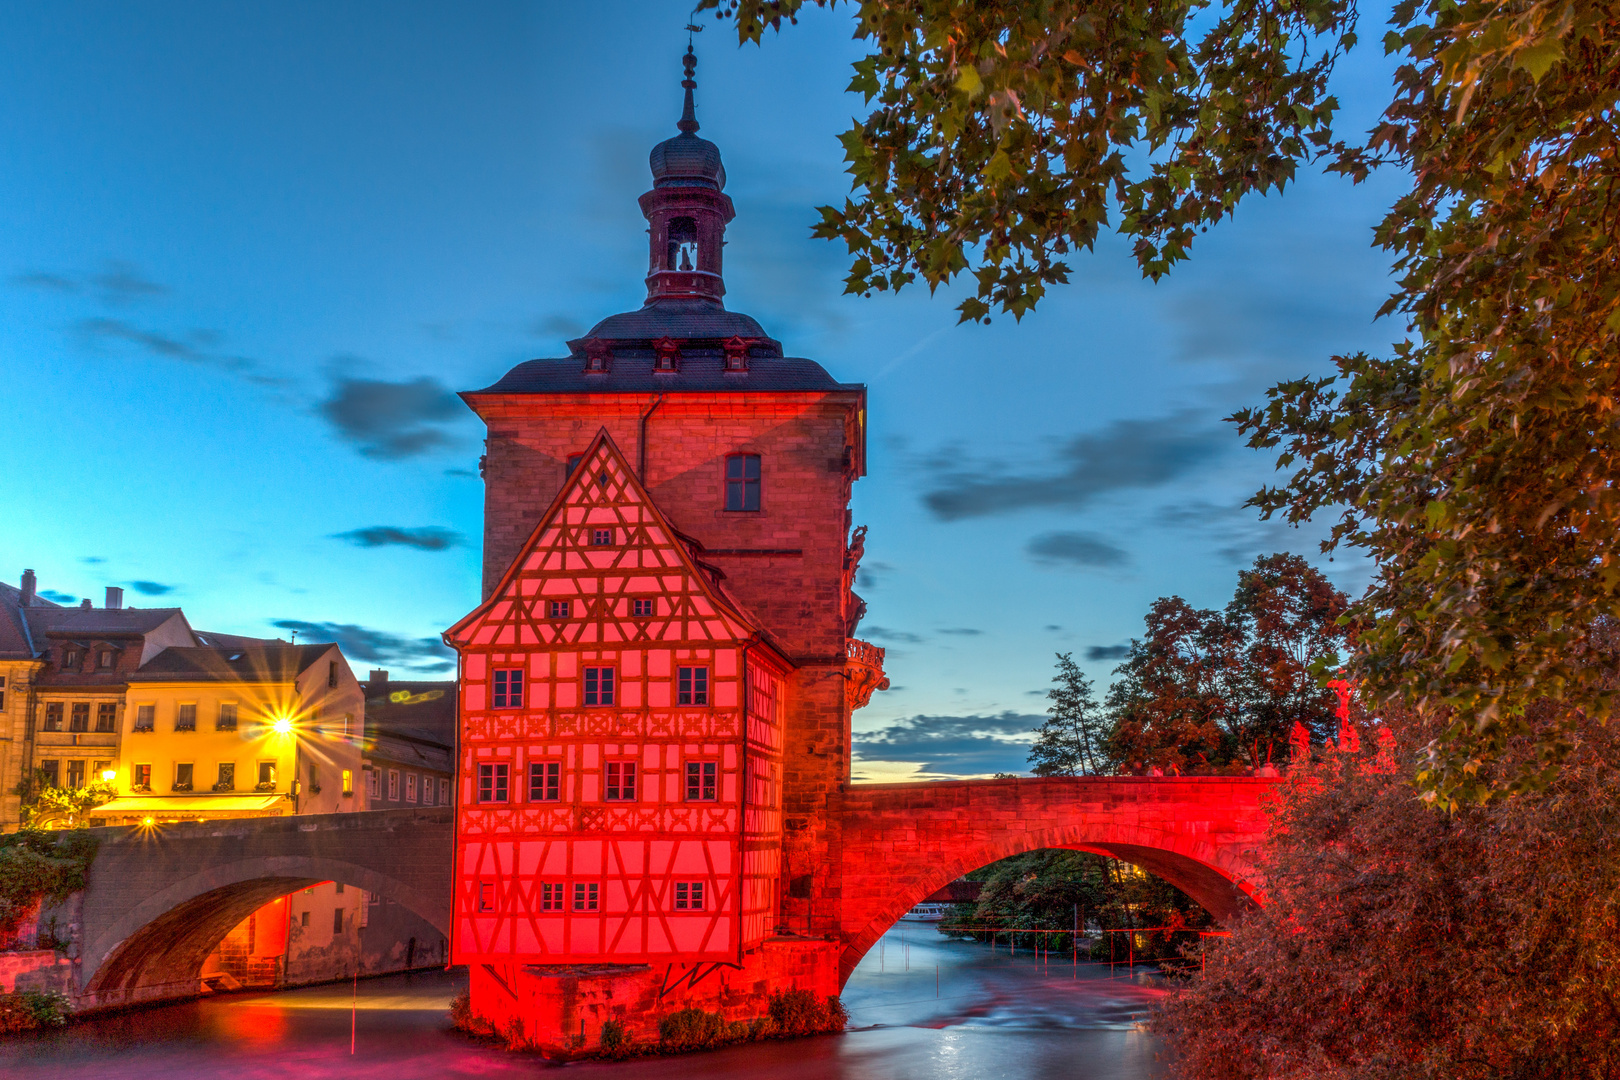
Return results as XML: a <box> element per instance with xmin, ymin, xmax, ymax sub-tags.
<box><xmin>443</xmin><ymin>48</ymin><xmax>883</xmax><ymax>1047</ymax></box>
<box><xmin>446</xmin><ymin>432</ymin><xmax>791</xmax><ymax>965</ymax></box>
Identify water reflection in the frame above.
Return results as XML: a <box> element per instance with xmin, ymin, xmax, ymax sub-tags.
<box><xmin>2</xmin><ymin>926</ymin><xmax>1166</xmax><ymax>1079</ymax></box>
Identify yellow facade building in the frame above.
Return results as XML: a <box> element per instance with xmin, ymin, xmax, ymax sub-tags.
<box><xmin>90</xmin><ymin>643</ymin><xmax>367</xmax><ymax>825</ymax></box>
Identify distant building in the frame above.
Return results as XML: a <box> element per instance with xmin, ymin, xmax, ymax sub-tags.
<box><xmin>360</xmin><ymin>669</ymin><xmax>454</xmax><ymax>810</ymax></box>
<box><xmin>89</xmin><ymin>643</ymin><xmax>366</xmax><ymax>825</ymax></box>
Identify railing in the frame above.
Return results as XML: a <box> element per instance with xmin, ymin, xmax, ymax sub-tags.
<box><xmin>847</xmin><ymin>638</ymin><xmax>885</xmax><ymax>668</ymax></box>
<box><xmin>844</xmin><ymin>638</ymin><xmax>889</xmax><ymax>710</ymax></box>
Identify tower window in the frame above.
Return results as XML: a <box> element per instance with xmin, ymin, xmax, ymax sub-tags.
<box><xmin>666</xmin><ymin>216</ymin><xmax>698</xmax><ymax>271</ymax></box>
<box><xmin>725</xmin><ymin>454</ymin><xmax>761</xmax><ymax>512</ymax></box>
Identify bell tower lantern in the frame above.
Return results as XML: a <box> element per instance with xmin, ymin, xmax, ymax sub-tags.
<box><xmin>640</xmin><ymin>46</ymin><xmax>735</xmax><ymax>304</ymax></box>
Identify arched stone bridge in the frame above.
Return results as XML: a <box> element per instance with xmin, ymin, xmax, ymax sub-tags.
<box><xmin>832</xmin><ymin>776</ymin><xmax>1274</xmax><ymax>982</ymax></box>
<box><xmin>70</xmin><ymin>807</ymin><xmax>451</xmax><ymax>1008</ymax></box>
<box><xmin>58</xmin><ymin>779</ymin><xmax>1271</xmax><ymax>1006</ymax></box>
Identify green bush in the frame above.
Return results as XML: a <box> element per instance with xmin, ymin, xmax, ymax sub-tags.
<box><xmin>768</xmin><ymin>989</ymin><xmax>847</xmax><ymax>1036</ymax></box>
<box><xmin>447</xmin><ymin>991</ymin><xmax>496</xmax><ymax>1037</ymax></box>
<box><xmin>0</xmin><ymin>830</ymin><xmax>97</xmax><ymax>938</ymax></box>
<box><xmin>599</xmin><ymin>1018</ymin><xmax>626</xmax><ymax>1051</ymax></box>
<box><xmin>658</xmin><ymin>1006</ymin><xmax>729</xmax><ymax>1051</ymax></box>
<box><xmin>0</xmin><ymin>990</ymin><xmax>72</xmax><ymax>1034</ymax></box>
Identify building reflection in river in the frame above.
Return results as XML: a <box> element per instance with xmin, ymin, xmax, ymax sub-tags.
<box><xmin>2</xmin><ymin>925</ymin><xmax>1167</xmax><ymax>1080</ymax></box>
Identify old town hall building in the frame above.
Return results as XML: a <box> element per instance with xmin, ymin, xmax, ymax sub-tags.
<box><xmin>444</xmin><ymin>49</ymin><xmax>887</xmax><ymax>1043</ymax></box>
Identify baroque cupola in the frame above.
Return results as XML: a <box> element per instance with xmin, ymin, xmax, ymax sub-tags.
<box><xmin>641</xmin><ymin>46</ymin><xmax>734</xmax><ymax>305</ymax></box>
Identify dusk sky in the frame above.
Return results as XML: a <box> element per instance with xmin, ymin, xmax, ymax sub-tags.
<box><xmin>1</xmin><ymin>1</ymin><xmax>1403</xmax><ymax>781</ymax></box>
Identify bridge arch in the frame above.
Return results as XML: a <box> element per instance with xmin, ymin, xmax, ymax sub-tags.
<box><xmin>75</xmin><ymin>808</ymin><xmax>453</xmax><ymax>1007</ymax></box>
<box><xmin>833</xmin><ymin>777</ymin><xmax>1273</xmax><ymax>983</ymax></box>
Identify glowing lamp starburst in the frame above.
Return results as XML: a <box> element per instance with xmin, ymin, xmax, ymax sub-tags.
<box><xmin>272</xmin><ymin>717</ymin><xmax>294</xmax><ymax>735</ymax></box>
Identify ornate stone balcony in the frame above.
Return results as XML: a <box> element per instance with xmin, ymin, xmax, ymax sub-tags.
<box><xmin>844</xmin><ymin>638</ymin><xmax>889</xmax><ymax>711</ymax></box>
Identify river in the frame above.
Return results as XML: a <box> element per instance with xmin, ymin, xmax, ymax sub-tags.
<box><xmin>2</xmin><ymin>925</ymin><xmax>1167</xmax><ymax>1078</ymax></box>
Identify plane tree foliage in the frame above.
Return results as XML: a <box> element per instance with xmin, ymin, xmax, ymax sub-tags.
<box><xmin>703</xmin><ymin>0</ymin><xmax>1620</xmax><ymax>806</ymax></box>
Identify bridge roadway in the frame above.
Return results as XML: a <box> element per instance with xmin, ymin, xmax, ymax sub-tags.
<box><xmin>59</xmin><ymin>776</ymin><xmax>1274</xmax><ymax>1008</ymax></box>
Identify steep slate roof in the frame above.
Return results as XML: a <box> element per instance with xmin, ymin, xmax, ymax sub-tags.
<box><xmin>0</xmin><ymin>581</ymin><xmax>58</xmax><ymax>658</ymax></box>
<box><xmin>128</xmin><ymin>643</ymin><xmax>333</xmax><ymax>683</ymax></box>
<box><xmin>471</xmin><ymin>350</ymin><xmax>856</xmax><ymax>396</ymax></box>
<box><xmin>363</xmin><ymin>679</ymin><xmax>455</xmax><ymax>748</ymax></box>
<box><xmin>25</xmin><ymin>605</ymin><xmax>186</xmax><ymax>640</ymax></box>
<box><xmin>194</xmin><ymin>630</ymin><xmax>287</xmax><ymax>648</ymax></box>
<box><xmin>369</xmin><ymin>731</ymin><xmax>453</xmax><ymax>773</ymax></box>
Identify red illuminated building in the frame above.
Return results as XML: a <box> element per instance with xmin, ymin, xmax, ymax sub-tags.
<box><xmin>444</xmin><ymin>48</ymin><xmax>884</xmax><ymax>1045</ymax></box>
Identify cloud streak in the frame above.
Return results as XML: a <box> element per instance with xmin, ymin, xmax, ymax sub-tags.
<box><xmin>131</xmin><ymin>581</ymin><xmax>175</xmax><ymax>596</ymax></box>
<box><xmin>921</xmin><ymin>410</ymin><xmax>1228</xmax><ymax>520</ymax></box>
<box><xmin>317</xmin><ymin>373</ymin><xmax>466</xmax><ymax>459</ymax></box>
<box><xmin>1027</xmin><ymin>530</ymin><xmax>1131</xmax><ymax>568</ymax></box>
<box><xmin>332</xmin><ymin>526</ymin><xmax>463</xmax><ymax>551</ymax></box>
<box><xmin>853</xmin><ymin>712</ymin><xmax>1039</xmax><ymax>778</ymax></box>
<box><xmin>270</xmin><ymin>619</ymin><xmax>455</xmax><ymax>672</ymax></box>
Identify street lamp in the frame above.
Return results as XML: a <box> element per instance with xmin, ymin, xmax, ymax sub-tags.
<box><xmin>273</xmin><ymin>717</ymin><xmax>293</xmax><ymax>735</ymax></box>
<box><xmin>101</xmin><ymin>769</ymin><xmax>116</xmax><ymax>782</ymax></box>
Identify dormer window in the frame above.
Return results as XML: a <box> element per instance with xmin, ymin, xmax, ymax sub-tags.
<box><xmin>666</xmin><ymin>216</ymin><xmax>698</xmax><ymax>271</ymax></box>
<box><xmin>98</xmin><ymin>649</ymin><xmax>113</xmax><ymax>669</ymax></box>
<box><xmin>652</xmin><ymin>337</ymin><xmax>681</xmax><ymax>373</ymax></box>
<box><xmin>582</xmin><ymin>339</ymin><xmax>612</xmax><ymax>374</ymax></box>
<box><xmin>63</xmin><ymin>650</ymin><xmax>79</xmax><ymax>670</ymax></box>
<box><xmin>723</xmin><ymin>336</ymin><xmax>751</xmax><ymax>372</ymax></box>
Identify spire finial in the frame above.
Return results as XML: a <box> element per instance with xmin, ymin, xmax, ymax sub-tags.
<box><xmin>677</xmin><ymin>44</ymin><xmax>699</xmax><ymax>135</ymax></box>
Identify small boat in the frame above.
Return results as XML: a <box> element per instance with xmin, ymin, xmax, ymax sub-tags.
<box><xmin>899</xmin><ymin>902</ymin><xmax>951</xmax><ymax>922</ymax></box>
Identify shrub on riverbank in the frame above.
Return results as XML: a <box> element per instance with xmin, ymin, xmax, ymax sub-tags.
<box><xmin>0</xmin><ymin>830</ymin><xmax>97</xmax><ymax>941</ymax></box>
<box><xmin>1155</xmin><ymin>704</ymin><xmax>1620</xmax><ymax>1078</ymax></box>
<box><xmin>0</xmin><ymin>990</ymin><xmax>72</xmax><ymax>1034</ymax></box>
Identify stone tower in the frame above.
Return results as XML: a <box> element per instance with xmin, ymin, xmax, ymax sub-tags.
<box><xmin>446</xmin><ymin>48</ymin><xmax>886</xmax><ymax>1048</ymax></box>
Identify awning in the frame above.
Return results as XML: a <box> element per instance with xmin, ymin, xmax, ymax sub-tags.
<box><xmin>89</xmin><ymin>795</ymin><xmax>288</xmax><ymax>817</ymax></box>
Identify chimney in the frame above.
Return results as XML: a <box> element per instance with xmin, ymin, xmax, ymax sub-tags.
<box><xmin>105</xmin><ymin>586</ymin><xmax>124</xmax><ymax>610</ymax></box>
<box><xmin>80</xmin><ymin>599</ymin><xmax>92</xmax><ymax>609</ymax></box>
<box><xmin>369</xmin><ymin>669</ymin><xmax>389</xmax><ymax>687</ymax></box>
<box><xmin>20</xmin><ymin>569</ymin><xmax>35</xmax><ymax>607</ymax></box>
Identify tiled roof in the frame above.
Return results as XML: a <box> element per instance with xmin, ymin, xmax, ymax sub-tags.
<box><xmin>471</xmin><ymin>350</ymin><xmax>859</xmax><ymax>397</ymax></box>
<box><xmin>25</xmin><ymin>605</ymin><xmax>186</xmax><ymax>640</ymax></box>
<box><xmin>194</xmin><ymin>630</ymin><xmax>287</xmax><ymax>648</ymax></box>
<box><xmin>580</xmin><ymin>300</ymin><xmax>770</xmax><ymax>344</ymax></box>
<box><xmin>367</xmin><ymin>732</ymin><xmax>453</xmax><ymax>772</ymax></box>
<box><xmin>363</xmin><ymin>679</ymin><xmax>455</xmax><ymax>748</ymax></box>
<box><xmin>0</xmin><ymin>581</ymin><xmax>53</xmax><ymax>659</ymax></box>
<box><xmin>129</xmin><ymin>644</ymin><xmax>333</xmax><ymax>683</ymax></box>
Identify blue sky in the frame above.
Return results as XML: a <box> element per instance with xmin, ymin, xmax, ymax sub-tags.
<box><xmin>0</xmin><ymin>1</ymin><xmax>1403</xmax><ymax>780</ymax></box>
